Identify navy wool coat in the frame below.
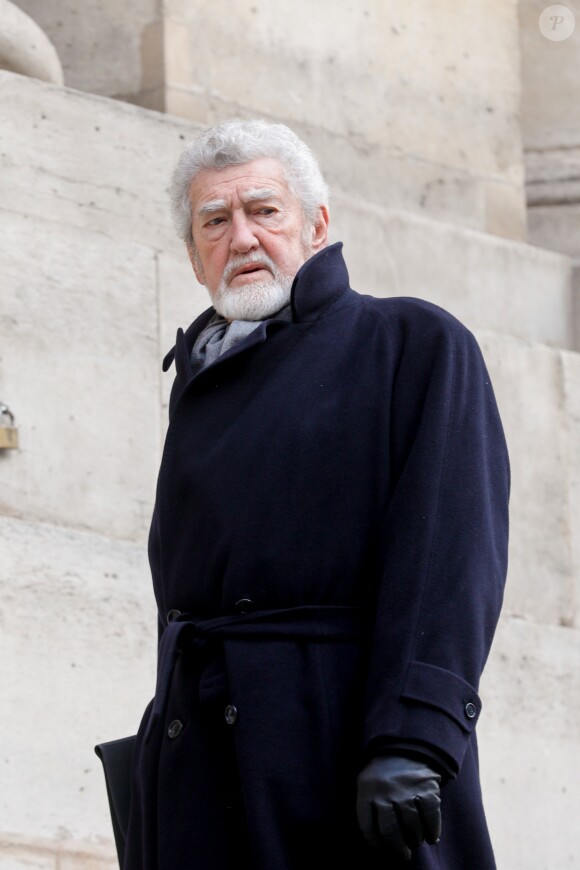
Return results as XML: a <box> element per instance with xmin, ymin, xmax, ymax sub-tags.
<box><xmin>124</xmin><ymin>242</ymin><xmax>510</xmax><ymax>870</ymax></box>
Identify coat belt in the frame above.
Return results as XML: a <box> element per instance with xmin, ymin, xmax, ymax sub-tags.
<box><xmin>144</xmin><ymin>604</ymin><xmax>365</xmax><ymax>743</ymax></box>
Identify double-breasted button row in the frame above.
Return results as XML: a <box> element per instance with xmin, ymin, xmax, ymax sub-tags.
<box><xmin>168</xmin><ymin>719</ymin><xmax>183</xmax><ymax>739</ymax></box>
<box><xmin>224</xmin><ymin>704</ymin><xmax>238</xmax><ymax>725</ymax></box>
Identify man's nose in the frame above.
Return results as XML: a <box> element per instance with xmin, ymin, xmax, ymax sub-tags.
<box><xmin>230</xmin><ymin>211</ymin><xmax>259</xmax><ymax>254</ymax></box>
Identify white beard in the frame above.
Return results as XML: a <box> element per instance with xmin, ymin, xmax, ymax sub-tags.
<box><xmin>208</xmin><ymin>240</ymin><xmax>313</xmax><ymax>321</ymax></box>
<box><xmin>213</xmin><ymin>272</ymin><xmax>294</xmax><ymax>321</ymax></box>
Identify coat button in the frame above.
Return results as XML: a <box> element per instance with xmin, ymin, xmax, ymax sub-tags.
<box><xmin>168</xmin><ymin>719</ymin><xmax>183</xmax><ymax>739</ymax></box>
<box><xmin>235</xmin><ymin>598</ymin><xmax>253</xmax><ymax>614</ymax></box>
<box><xmin>464</xmin><ymin>702</ymin><xmax>477</xmax><ymax>720</ymax></box>
<box><xmin>167</xmin><ymin>609</ymin><xmax>182</xmax><ymax>622</ymax></box>
<box><xmin>224</xmin><ymin>704</ymin><xmax>238</xmax><ymax>725</ymax></box>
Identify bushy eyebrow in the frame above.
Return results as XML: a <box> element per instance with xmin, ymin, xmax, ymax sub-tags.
<box><xmin>197</xmin><ymin>199</ymin><xmax>228</xmax><ymax>218</ymax></box>
<box><xmin>197</xmin><ymin>188</ymin><xmax>282</xmax><ymax>219</ymax></box>
<box><xmin>240</xmin><ymin>187</ymin><xmax>281</xmax><ymax>204</ymax></box>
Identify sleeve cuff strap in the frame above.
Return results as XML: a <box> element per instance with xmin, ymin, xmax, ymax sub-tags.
<box><xmin>402</xmin><ymin>660</ymin><xmax>482</xmax><ymax>733</ymax></box>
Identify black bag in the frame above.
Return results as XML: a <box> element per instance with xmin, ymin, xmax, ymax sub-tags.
<box><xmin>94</xmin><ymin>735</ymin><xmax>136</xmax><ymax>869</ymax></box>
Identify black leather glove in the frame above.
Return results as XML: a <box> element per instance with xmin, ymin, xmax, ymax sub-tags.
<box><xmin>356</xmin><ymin>754</ymin><xmax>442</xmax><ymax>862</ymax></box>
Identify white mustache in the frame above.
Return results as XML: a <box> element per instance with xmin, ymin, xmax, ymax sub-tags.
<box><xmin>223</xmin><ymin>253</ymin><xmax>276</xmax><ymax>284</ymax></box>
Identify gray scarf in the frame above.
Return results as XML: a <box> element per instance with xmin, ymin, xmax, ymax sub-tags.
<box><xmin>190</xmin><ymin>304</ymin><xmax>292</xmax><ymax>375</ymax></box>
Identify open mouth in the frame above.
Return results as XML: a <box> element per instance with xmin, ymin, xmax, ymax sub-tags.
<box><xmin>230</xmin><ymin>264</ymin><xmax>270</xmax><ymax>281</ymax></box>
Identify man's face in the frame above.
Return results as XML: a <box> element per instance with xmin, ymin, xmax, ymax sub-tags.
<box><xmin>187</xmin><ymin>157</ymin><xmax>329</xmax><ymax>320</ymax></box>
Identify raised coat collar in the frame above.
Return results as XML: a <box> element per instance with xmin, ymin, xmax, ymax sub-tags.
<box><xmin>162</xmin><ymin>241</ymin><xmax>350</xmax><ymax>373</ymax></box>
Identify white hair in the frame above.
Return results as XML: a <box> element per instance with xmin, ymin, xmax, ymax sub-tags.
<box><xmin>170</xmin><ymin>118</ymin><xmax>330</xmax><ymax>246</ymax></box>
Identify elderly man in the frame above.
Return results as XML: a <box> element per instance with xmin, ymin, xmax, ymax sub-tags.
<box><xmin>123</xmin><ymin>118</ymin><xmax>510</xmax><ymax>870</ymax></box>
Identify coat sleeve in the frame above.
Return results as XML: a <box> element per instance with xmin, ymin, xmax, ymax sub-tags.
<box><xmin>362</xmin><ymin>305</ymin><xmax>510</xmax><ymax>776</ymax></box>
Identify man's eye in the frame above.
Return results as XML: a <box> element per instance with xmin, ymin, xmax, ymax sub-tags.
<box><xmin>258</xmin><ymin>208</ymin><xmax>276</xmax><ymax>216</ymax></box>
<box><xmin>206</xmin><ymin>217</ymin><xmax>225</xmax><ymax>226</ymax></box>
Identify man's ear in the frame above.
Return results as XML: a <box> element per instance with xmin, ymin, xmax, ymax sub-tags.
<box><xmin>186</xmin><ymin>239</ymin><xmax>205</xmax><ymax>285</ymax></box>
<box><xmin>310</xmin><ymin>205</ymin><xmax>330</xmax><ymax>251</ymax></box>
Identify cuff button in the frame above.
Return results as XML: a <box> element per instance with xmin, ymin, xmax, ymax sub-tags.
<box><xmin>464</xmin><ymin>702</ymin><xmax>477</xmax><ymax>719</ymax></box>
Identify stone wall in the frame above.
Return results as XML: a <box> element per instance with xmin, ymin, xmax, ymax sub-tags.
<box><xmin>0</xmin><ymin>71</ymin><xmax>199</xmax><ymax>864</ymax></box>
<box><xmin>519</xmin><ymin>0</ymin><xmax>580</xmax><ymax>257</ymax></box>
<box><xmin>15</xmin><ymin>0</ymin><xmax>527</xmax><ymax>241</ymax></box>
<box><xmin>14</xmin><ymin>0</ymin><xmax>161</xmax><ymax>106</ymax></box>
<box><xmin>518</xmin><ymin>0</ymin><xmax>580</xmax><ymax>358</ymax></box>
<box><xmin>1</xmin><ymin>68</ymin><xmax>579</xmax><ymax>868</ymax></box>
<box><xmin>1</xmin><ymin>2</ymin><xmax>580</xmax><ymax>866</ymax></box>
<box><xmin>0</xmin><ymin>0</ymin><xmax>63</xmax><ymax>85</ymax></box>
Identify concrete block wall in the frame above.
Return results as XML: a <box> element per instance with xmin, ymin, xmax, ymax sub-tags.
<box><xmin>14</xmin><ymin>0</ymin><xmax>527</xmax><ymax>242</ymax></box>
<box><xmin>0</xmin><ymin>71</ymin><xmax>201</xmax><ymax>864</ymax></box>
<box><xmin>518</xmin><ymin>0</ymin><xmax>580</xmax><ymax>155</ymax></box>
<box><xmin>476</xmin><ymin>335</ymin><xmax>580</xmax><ymax>867</ymax></box>
<box><xmin>0</xmin><ymin>517</ymin><xmax>153</xmax><ymax>851</ymax></box>
<box><xmin>518</xmin><ymin>0</ymin><xmax>580</xmax><ymax>364</ymax></box>
<box><xmin>158</xmin><ymin>0</ymin><xmax>527</xmax><ymax>240</ymax></box>
<box><xmin>1</xmin><ymin>70</ymin><xmax>579</xmax><ymax>868</ymax></box>
<box><xmin>330</xmin><ymin>199</ymin><xmax>574</xmax><ymax>350</ymax></box>
<box><xmin>0</xmin><ymin>0</ymin><xmax>63</xmax><ymax>85</ymax></box>
<box><xmin>13</xmin><ymin>0</ymin><xmax>161</xmax><ymax>106</ymax></box>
